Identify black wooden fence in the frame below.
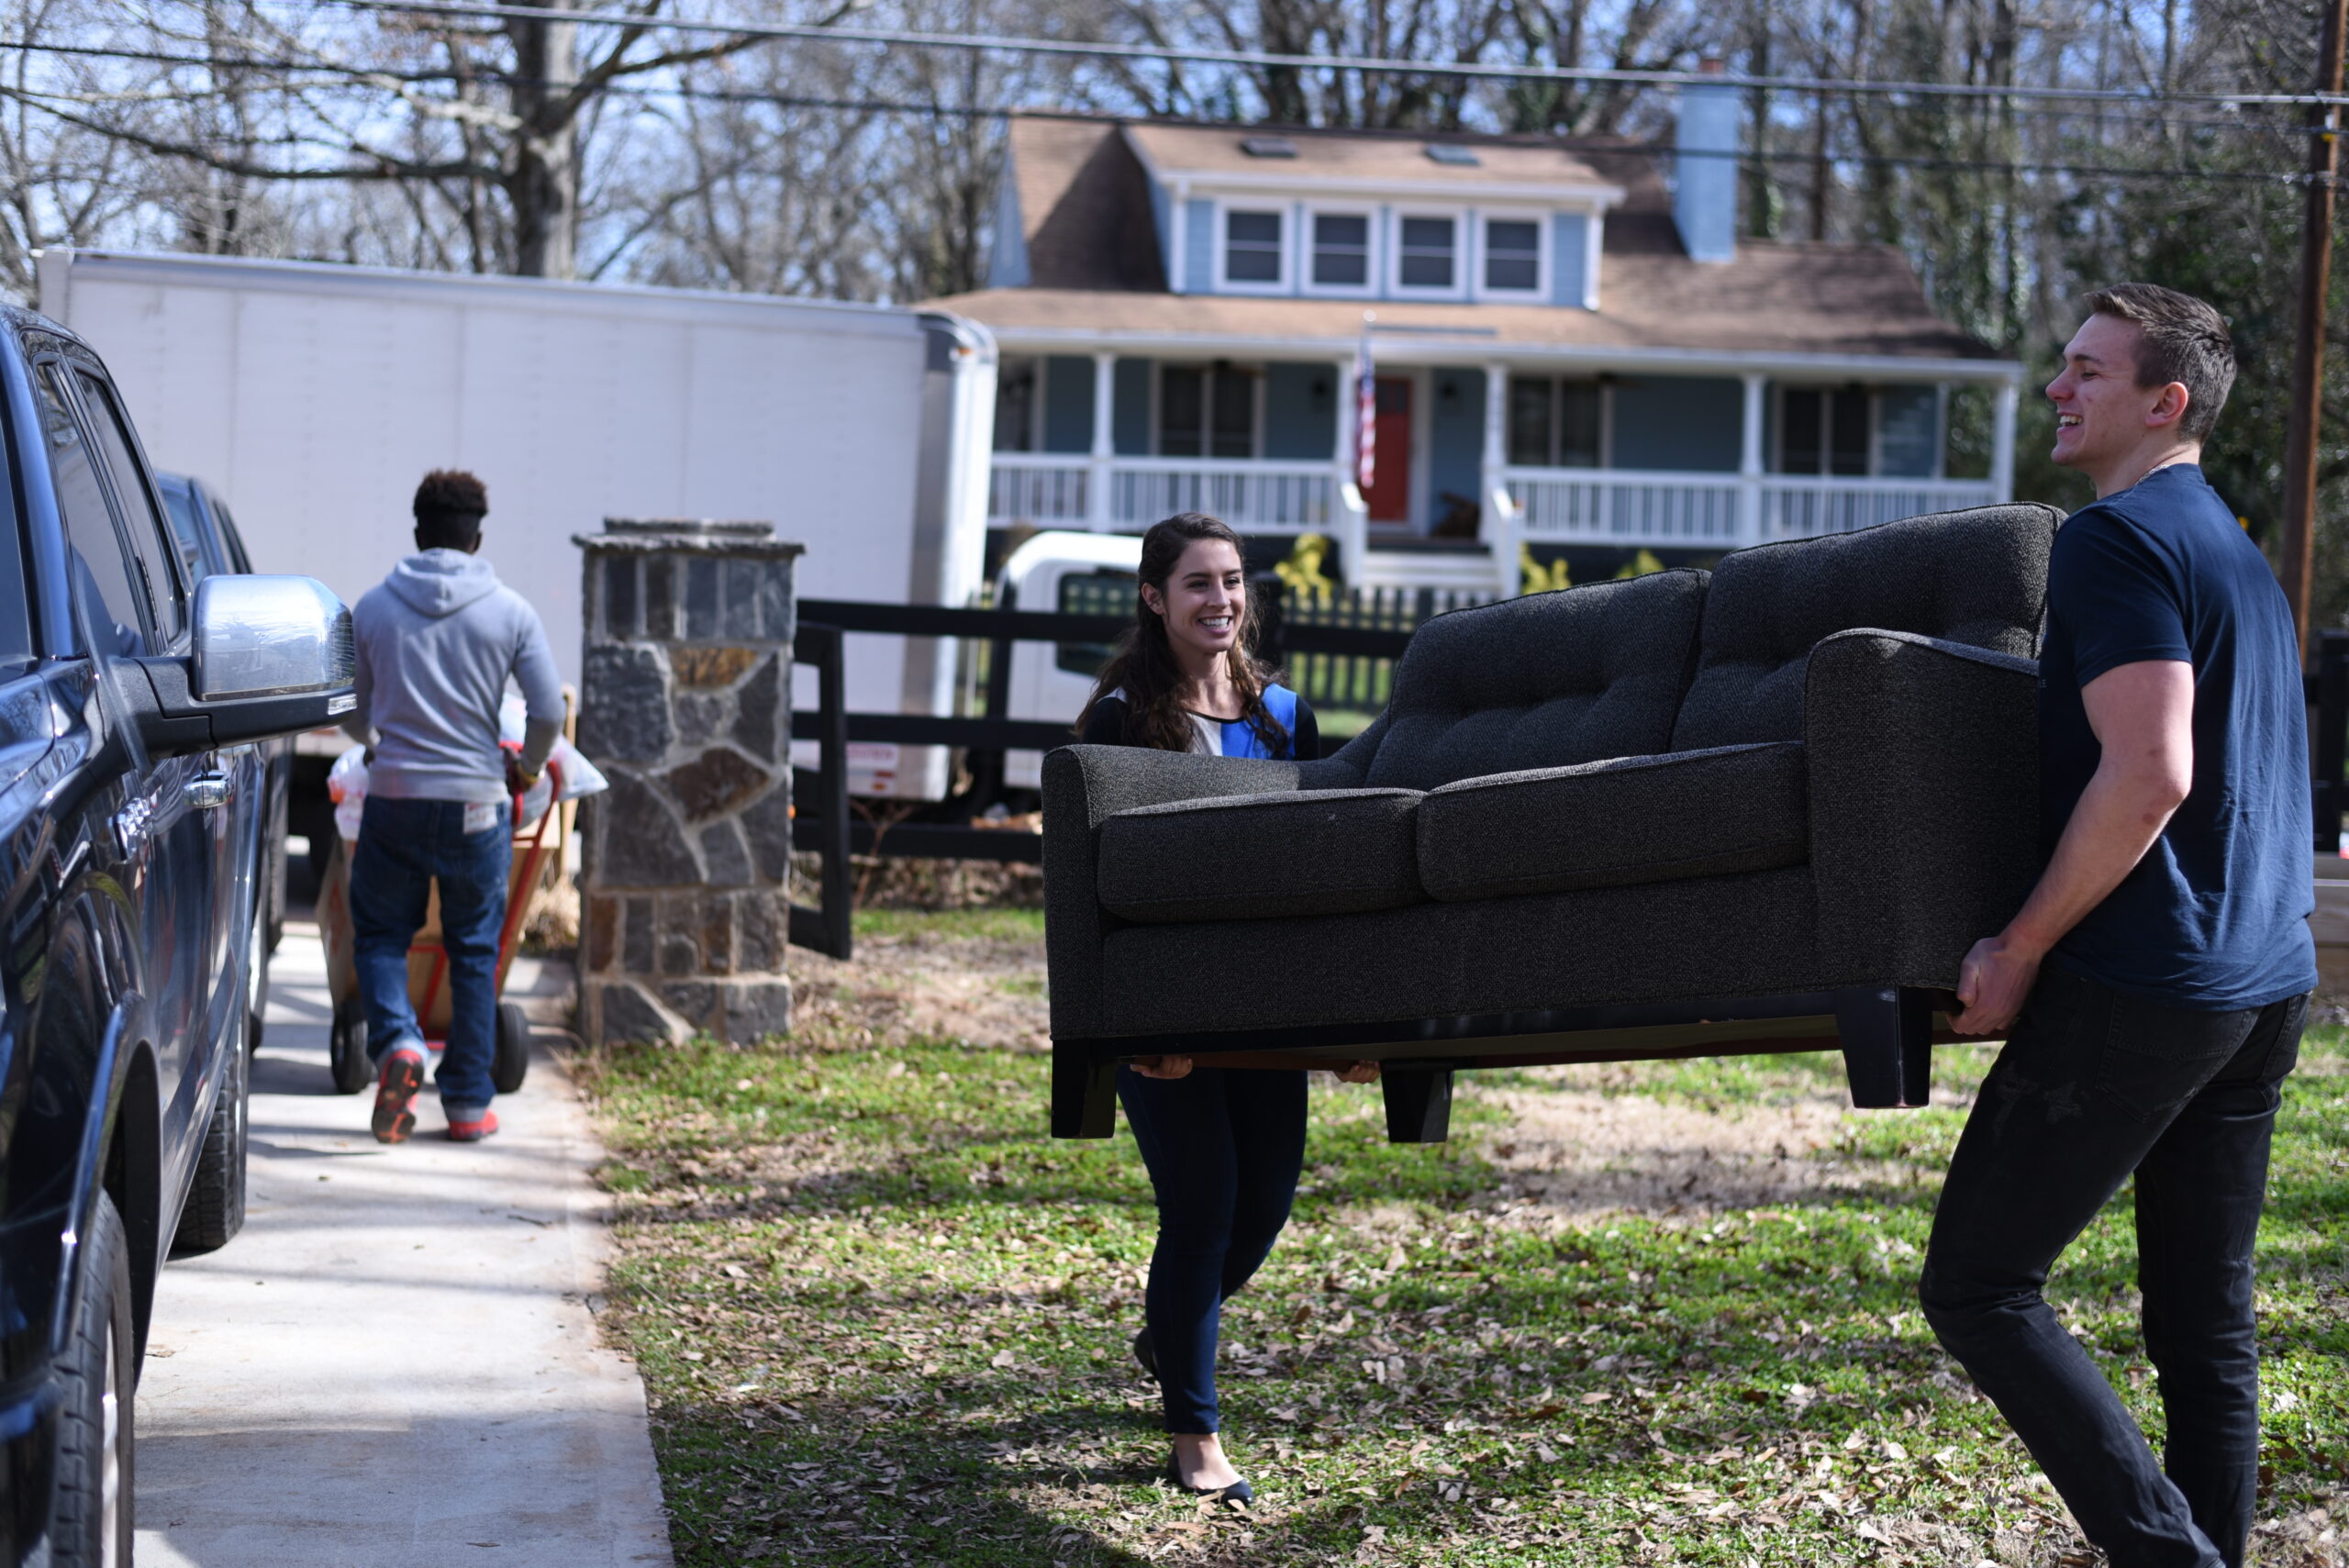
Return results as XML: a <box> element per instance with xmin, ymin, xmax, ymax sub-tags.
<box><xmin>788</xmin><ymin>609</ymin><xmax>2349</xmax><ymax>957</ymax></box>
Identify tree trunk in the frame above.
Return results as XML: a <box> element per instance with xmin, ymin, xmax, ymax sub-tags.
<box><xmin>507</xmin><ymin>0</ymin><xmax>580</xmax><ymax>278</ymax></box>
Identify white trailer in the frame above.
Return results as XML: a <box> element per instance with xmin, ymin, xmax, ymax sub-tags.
<box><xmin>37</xmin><ymin>247</ymin><xmax>996</xmax><ymax>799</ymax></box>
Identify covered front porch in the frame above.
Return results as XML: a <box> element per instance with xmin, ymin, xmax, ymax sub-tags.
<box><xmin>986</xmin><ymin>348</ymin><xmax>2021</xmax><ymax>595</ymax></box>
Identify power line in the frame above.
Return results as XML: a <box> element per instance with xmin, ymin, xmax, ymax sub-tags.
<box><xmin>317</xmin><ymin>0</ymin><xmax>2349</xmax><ymax>109</ymax></box>
<box><xmin>14</xmin><ymin>36</ymin><xmax>2323</xmax><ymax>140</ymax></box>
<box><xmin>0</xmin><ymin>70</ymin><xmax>2313</xmax><ymax>188</ymax></box>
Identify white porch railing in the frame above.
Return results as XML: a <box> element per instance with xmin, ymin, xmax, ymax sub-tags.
<box><xmin>1108</xmin><ymin>459</ymin><xmax>1334</xmax><ymax>531</ymax></box>
<box><xmin>989</xmin><ymin>458</ymin><xmax>1999</xmax><ymax>559</ymax></box>
<box><xmin>987</xmin><ymin>457</ymin><xmax>1090</xmax><ymax>526</ymax></box>
<box><xmin>985</xmin><ymin>456</ymin><xmax>1335</xmax><ymax>533</ymax></box>
<box><xmin>1761</xmin><ymin>477</ymin><xmax>1997</xmax><ymax>539</ymax></box>
<box><xmin>1502</xmin><ymin>467</ymin><xmax>1744</xmax><ymax>545</ymax></box>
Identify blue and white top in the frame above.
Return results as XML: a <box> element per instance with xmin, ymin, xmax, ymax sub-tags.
<box><xmin>1081</xmin><ymin>683</ymin><xmax>1319</xmax><ymax>761</ymax></box>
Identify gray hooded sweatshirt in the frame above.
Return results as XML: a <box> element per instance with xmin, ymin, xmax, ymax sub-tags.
<box><xmin>347</xmin><ymin>550</ymin><xmax>562</xmax><ymax>804</ymax></box>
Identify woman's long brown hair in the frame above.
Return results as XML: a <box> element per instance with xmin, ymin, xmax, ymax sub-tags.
<box><xmin>1079</xmin><ymin>513</ymin><xmax>1291</xmax><ymax>755</ymax></box>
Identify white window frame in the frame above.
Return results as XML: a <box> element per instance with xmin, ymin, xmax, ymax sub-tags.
<box><xmin>1389</xmin><ymin>207</ymin><xmax>1467</xmax><ymax>300</ymax></box>
<box><xmin>1152</xmin><ymin>362</ymin><xmax>1264</xmax><ymax>460</ymax></box>
<box><xmin>1475</xmin><ymin>208</ymin><xmax>1550</xmax><ymax>300</ymax></box>
<box><xmin>1301</xmin><ymin>202</ymin><xmax>1378</xmax><ymax>298</ymax></box>
<box><xmin>1213</xmin><ymin>201</ymin><xmax>1291</xmax><ymax>294</ymax></box>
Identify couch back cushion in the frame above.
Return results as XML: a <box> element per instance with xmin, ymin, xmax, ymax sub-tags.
<box><xmin>1670</xmin><ymin>504</ymin><xmax>2057</xmax><ymax>751</ymax></box>
<box><xmin>1356</xmin><ymin>570</ymin><xmax>1710</xmax><ymax>792</ymax></box>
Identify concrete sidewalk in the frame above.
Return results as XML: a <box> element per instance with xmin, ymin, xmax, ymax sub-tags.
<box><xmin>134</xmin><ymin>923</ymin><xmax>673</xmax><ymax>1568</ymax></box>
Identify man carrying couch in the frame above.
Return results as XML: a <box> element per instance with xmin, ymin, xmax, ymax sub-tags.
<box><xmin>1923</xmin><ymin>284</ymin><xmax>2314</xmax><ymax>1568</ymax></box>
<box><xmin>345</xmin><ymin>469</ymin><xmax>563</xmax><ymax>1144</ymax></box>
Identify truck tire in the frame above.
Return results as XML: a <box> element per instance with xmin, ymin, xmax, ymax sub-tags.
<box><xmin>50</xmin><ymin>1189</ymin><xmax>134</xmax><ymax>1568</ymax></box>
<box><xmin>494</xmin><ymin>1001</ymin><xmax>530</xmax><ymax>1095</ymax></box>
<box><xmin>173</xmin><ymin>1009</ymin><xmax>250</xmax><ymax>1255</ymax></box>
<box><xmin>329</xmin><ymin>995</ymin><xmax>373</xmax><ymax>1095</ymax></box>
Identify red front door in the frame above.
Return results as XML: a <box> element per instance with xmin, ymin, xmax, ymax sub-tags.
<box><xmin>1364</xmin><ymin>376</ymin><xmax>1413</xmax><ymax>523</ymax></box>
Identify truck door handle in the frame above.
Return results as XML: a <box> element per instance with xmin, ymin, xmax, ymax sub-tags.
<box><xmin>187</xmin><ymin>772</ymin><xmax>232</xmax><ymax>811</ymax></box>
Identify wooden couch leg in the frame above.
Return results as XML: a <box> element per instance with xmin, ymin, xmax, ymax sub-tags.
<box><xmin>1833</xmin><ymin>986</ymin><xmax>1934</xmax><ymax>1108</ymax></box>
<box><xmin>1051</xmin><ymin>1046</ymin><xmax>1119</xmax><ymax>1139</ymax></box>
<box><xmin>1383</xmin><ymin>1068</ymin><xmax>1453</xmax><ymax>1143</ymax></box>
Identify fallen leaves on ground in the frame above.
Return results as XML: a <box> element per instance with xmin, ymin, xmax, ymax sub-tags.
<box><xmin>575</xmin><ymin>907</ymin><xmax>2349</xmax><ymax>1567</ymax></box>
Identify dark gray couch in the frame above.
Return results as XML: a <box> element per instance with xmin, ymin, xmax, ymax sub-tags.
<box><xmin>1043</xmin><ymin>506</ymin><xmax>2061</xmax><ymax>1142</ymax></box>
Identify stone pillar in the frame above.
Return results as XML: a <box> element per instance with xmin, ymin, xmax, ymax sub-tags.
<box><xmin>572</xmin><ymin>518</ymin><xmax>804</xmax><ymax>1046</ymax></box>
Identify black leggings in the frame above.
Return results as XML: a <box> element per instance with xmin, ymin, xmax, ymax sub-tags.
<box><xmin>1118</xmin><ymin>1064</ymin><xmax>1308</xmax><ymax>1435</ymax></box>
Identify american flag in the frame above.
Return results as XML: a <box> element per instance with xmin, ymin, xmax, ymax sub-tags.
<box><xmin>1355</xmin><ymin>314</ymin><xmax>1376</xmax><ymax>493</ymax></box>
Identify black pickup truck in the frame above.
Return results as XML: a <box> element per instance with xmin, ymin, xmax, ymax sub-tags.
<box><xmin>0</xmin><ymin>305</ymin><xmax>354</xmax><ymax>1566</ymax></box>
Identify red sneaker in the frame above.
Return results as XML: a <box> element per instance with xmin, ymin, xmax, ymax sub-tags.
<box><xmin>371</xmin><ymin>1048</ymin><xmax>426</xmax><ymax>1144</ymax></box>
<box><xmin>446</xmin><ymin>1109</ymin><xmax>500</xmax><ymax>1143</ymax></box>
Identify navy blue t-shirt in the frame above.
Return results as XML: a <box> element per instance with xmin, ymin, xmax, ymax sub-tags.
<box><xmin>2040</xmin><ymin>463</ymin><xmax>2315</xmax><ymax>1009</ymax></box>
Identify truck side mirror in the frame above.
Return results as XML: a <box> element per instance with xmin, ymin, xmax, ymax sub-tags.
<box><xmin>132</xmin><ymin>575</ymin><xmax>356</xmax><ymax>757</ymax></box>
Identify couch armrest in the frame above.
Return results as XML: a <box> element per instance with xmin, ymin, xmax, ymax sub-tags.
<box><xmin>1806</xmin><ymin>629</ymin><xmax>2041</xmax><ymax>988</ymax></box>
<box><xmin>1042</xmin><ymin>745</ymin><xmax>1305</xmax><ymax>1038</ymax></box>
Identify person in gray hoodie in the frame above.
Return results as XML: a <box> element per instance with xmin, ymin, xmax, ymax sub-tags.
<box><xmin>344</xmin><ymin>470</ymin><xmax>562</xmax><ymax>1144</ymax></box>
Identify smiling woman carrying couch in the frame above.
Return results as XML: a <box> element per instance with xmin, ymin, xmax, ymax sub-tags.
<box><xmin>1075</xmin><ymin>512</ymin><xmax>1377</xmax><ymax>1506</ymax></box>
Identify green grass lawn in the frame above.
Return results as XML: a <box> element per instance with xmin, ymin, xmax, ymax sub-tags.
<box><xmin>577</xmin><ymin>911</ymin><xmax>2349</xmax><ymax>1566</ymax></box>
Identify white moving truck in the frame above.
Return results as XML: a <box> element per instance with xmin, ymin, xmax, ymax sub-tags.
<box><xmin>37</xmin><ymin>247</ymin><xmax>997</xmax><ymax>799</ymax></box>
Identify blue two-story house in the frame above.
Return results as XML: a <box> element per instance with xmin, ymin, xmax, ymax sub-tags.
<box><xmin>929</xmin><ymin>81</ymin><xmax>2024</xmax><ymax>595</ymax></box>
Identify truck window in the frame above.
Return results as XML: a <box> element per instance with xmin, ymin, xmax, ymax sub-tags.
<box><xmin>1054</xmin><ymin>569</ymin><xmax>1136</xmax><ymax>677</ymax></box>
<box><xmin>158</xmin><ymin>477</ymin><xmax>214</xmax><ymax>585</ymax></box>
<box><xmin>74</xmin><ymin>372</ymin><xmax>186</xmax><ymax>645</ymax></box>
<box><xmin>34</xmin><ymin>363</ymin><xmax>150</xmax><ymax>658</ymax></box>
<box><xmin>212</xmin><ymin>497</ymin><xmax>254</xmax><ymax>573</ymax></box>
<box><xmin>0</xmin><ymin>408</ymin><xmax>36</xmax><ymax>676</ymax></box>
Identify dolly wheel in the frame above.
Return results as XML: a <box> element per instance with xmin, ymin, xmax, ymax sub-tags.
<box><xmin>493</xmin><ymin>1001</ymin><xmax>531</xmax><ymax>1095</ymax></box>
<box><xmin>328</xmin><ymin>995</ymin><xmax>373</xmax><ymax>1095</ymax></box>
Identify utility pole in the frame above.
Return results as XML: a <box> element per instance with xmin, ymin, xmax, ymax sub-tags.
<box><xmin>2281</xmin><ymin>0</ymin><xmax>2349</xmax><ymax>660</ymax></box>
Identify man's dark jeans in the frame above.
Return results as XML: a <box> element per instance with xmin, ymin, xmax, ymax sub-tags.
<box><xmin>350</xmin><ymin>795</ymin><xmax>512</xmax><ymax>1115</ymax></box>
<box><xmin>1920</xmin><ymin>965</ymin><xmax>2307</xmax><ymax>1568</ymax></box>
<box><xmin>1118</xmin><ymin>1064</ymin><xmax>1308</xmax><ymax>1436</ymax></box>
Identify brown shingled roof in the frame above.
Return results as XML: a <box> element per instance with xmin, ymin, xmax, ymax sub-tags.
<box><xmin>1008</xmin><ymin>118</ymin><xmax>1164</xmax><ymax>291</ymax></box>
<box><xmin>1122</xmin><ymin>120</ymin><xmax>1620</xmax><ymax>193</ymax></box>
<box><xmin>972</xmin><ymin>114</ymin><xmax>1997</xmax><ymax>362</ymax></box>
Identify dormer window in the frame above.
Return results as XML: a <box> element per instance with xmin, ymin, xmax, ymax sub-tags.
<box><xmin>1483</xmin><ymin>218</ymin><xmax>1542</xmax><ymax>293</ymax></box>
<box><xmin>1221</xmin><ymin>207</ymin><xmax>1286</xmax><ymax>288</ymax></box>
<box><xmin>1310</xmin><ymin>212</ymin><xmax>1372</xmax><ymax>289</ymax></box>
<box><xmin>1397</xmin><ymin>216</ymin><xmax>1458</xmax><ymax>292</ymax></box>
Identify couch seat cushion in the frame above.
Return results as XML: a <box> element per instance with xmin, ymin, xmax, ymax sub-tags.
<box><xmin>1417</xmin><ymin>742</ymin><xmax>1808</xmax><ymax>901</ymax></box>
<box><xmin>1099</xmin><ymin>788</ymin><xmax>1423</xmax><ymax>924</ymax></box>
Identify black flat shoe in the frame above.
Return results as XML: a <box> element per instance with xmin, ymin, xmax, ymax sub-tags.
<box><xmin>1164</xmin><ymin>1456</ymin><xmax>1252</xmax><ymax>1505</ymax></box>
<box><xmin>1132</xmin><ymin>1327</ymin><xmax>1158</xmax><ymax>1382</ymax></box>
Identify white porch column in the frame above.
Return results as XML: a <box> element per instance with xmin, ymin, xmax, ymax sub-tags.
<box><xmin>1334</xmin><ymin>352</ymin><xmax>1368</xmax><ymax>585</ymax></box>
<box><xmin>1738</xmin><ymin>372</ymin><xmax>1767</xmax><ymax>549</ymax></box>
<box><xmin>1482</xmin><ymin>361</ymin><xmax>1518</xmax><ymax>595</ymax></box>
<box><xmin>1087</xmin><ymin>350</ymin><xmax>1117</xmax><ymax>530</ymax></box>
<box><xmin>1989</xmin><ymin>378</ymin><xmax>2020</xmax><ymax>503</ymax></box>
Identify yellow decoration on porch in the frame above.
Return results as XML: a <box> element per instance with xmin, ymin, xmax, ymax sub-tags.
<box><xmin>1275</xmin><ymin>532</ymin><xmax>1337</xmax><ymax>604</ymax></box>
<box><xmin>1520</xmin><ymin>544</ymin><xmax>1572</xmax><ymax>596</ymax></box>
<box><xmin>1614</xmin><ymin>549</ymin><xmax>1666</xmax><ymax>580</ymax></box>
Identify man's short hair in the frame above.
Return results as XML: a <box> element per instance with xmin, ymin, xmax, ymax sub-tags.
<box><xmin>2082</xmin><ymin>283</ymin><xmax>2236</xmax><ymax>443</ymax></box>
<box><xmin>413</xmin><ymin>468</ymin><xmax>487</xmax><ymax>550</ymax></box>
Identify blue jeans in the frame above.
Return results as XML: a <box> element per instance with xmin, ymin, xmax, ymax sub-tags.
<box><xmin>1118</xmin><ymin>1065</ymin><xmax>1308</xmax><ymax>1435</ymax></box>
<box><xmin>1920</xmin><ymin>966</ymin><xmax>2307</xmax><ymax>1568</ymax></box>
<box><xmin>350</xmin><ymin>795</ymin><xmax>511</xmax><ymax>1115</ymax></box>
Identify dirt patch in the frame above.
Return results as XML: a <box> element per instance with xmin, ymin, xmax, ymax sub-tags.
<box><xmin>791</xmin><ymin>926</ymin><xmax>1050</xmax><ymax>1055</ymax></box>
<box><xmin>1484</xmin><ymin>1074</ymin><xmax>1920</xmax><ymax>1220</ymax></box>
